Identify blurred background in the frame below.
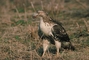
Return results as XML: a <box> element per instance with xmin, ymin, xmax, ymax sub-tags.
<box><xmin>0</xmin><ymin>0</ymin><xmax>89</xmax><ymax>60</ymax></box>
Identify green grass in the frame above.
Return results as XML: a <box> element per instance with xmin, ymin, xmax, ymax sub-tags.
<box><xmin>15</xmin><ymin>20</ymin><xmax>26</xmax><ymax>25</ymax></box>
<box><xmin>0</xmin><ymin>0</ymin><xmax>89</xmax><ymax>60</ymax></box>
<box><xmin>17</xmin><ymin>8</ymin><xmax>25</xmax><ymax>13</ymax></box>
<box><xmin>14</xmin><ymin>35</ymin><xmax>21</xmax><ymax>40</ymax></box>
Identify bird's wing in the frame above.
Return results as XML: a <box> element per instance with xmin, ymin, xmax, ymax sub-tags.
<box><xmin>52</xmin><ymin>25</ymin><xmax>70</xmax><ymax>42</ymax></box>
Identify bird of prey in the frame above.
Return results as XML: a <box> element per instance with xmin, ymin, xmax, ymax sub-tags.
<box><xmin>32</xmin><ymin>11</ymin><xmax>75</xmax><ymax>57</ymax></box>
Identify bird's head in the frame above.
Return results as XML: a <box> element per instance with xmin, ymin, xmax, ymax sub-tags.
<box><xmin>32</xmin><ymin>11</ymin><xmax>47</xmax><ymax>18</ymax></box>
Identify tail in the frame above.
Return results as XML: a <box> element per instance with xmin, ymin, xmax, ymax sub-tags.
<box><xmin>61</xmin><ymin>41</ymin><xmax>75</xmax><ymax>51</ymax></box>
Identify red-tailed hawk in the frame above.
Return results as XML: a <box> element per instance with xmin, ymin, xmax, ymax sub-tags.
<box><xmin>32</xmin><ymin>11</ymin><xmax>75</xmax><ymax>57</ymax></box>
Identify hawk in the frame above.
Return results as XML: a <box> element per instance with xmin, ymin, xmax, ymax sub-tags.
<box><xmin>32</xmin><ymin>11</ymin><xmax>75</xmax><ymax>57</ymax></box>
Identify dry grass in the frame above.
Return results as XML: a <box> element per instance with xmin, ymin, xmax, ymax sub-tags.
<box><xmin>0</xmin><ymin>0</ymin><xmax>89</xmax><ymax>60</ymax></box>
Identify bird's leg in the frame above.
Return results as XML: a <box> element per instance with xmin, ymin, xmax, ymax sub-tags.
<box><xmin>42</xmin><ymin>39</ymin><xmax>50</xmax><ymax>57</ymax></box>
<box><xmin>55</xmin><ymin>40</ymin><xmax>61</xmax><ymax>57</ymax></box>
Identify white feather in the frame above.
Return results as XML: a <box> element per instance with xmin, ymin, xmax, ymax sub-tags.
<box><xmin>39</xmin><ymin>17</ymin><xmax>55</xmax><ymax>36</ymax></box>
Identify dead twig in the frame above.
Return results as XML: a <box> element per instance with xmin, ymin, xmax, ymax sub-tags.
<box><xmin>23</xmin><ymin>4</ymin><xmax>27</xmax><ymax>21</ymax></box>
<box><xmin>83</xmin><ymin>19</ymin><xmax>89</xmax><ymax>32</ymax></box>
<box><xmin>76</xmin><ymin>0</ymin><xmax>88</xmax><ymax>10</ymax></box>
<box><xmin>76</xmin><ymin>22</ymin><xmax>81</xmax><ymax>33</ymax></box>
<box><xmin>13</xmin><ymin>5</ymin><xmax>21</xmax><ymax>19</ymax></box>
<box><xmin>30</xmin><ymin>2</ymin><xmax>36</xmax><ymax>12</ymax></box>
<box><xmin>41</xmin><ymin>1</ymin><xmax>44</xmax><ymax>10</ymax></box>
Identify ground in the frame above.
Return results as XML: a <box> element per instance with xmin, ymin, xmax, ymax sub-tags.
<box><xmin>0</xmin><ymin>0</ymin><xmax>89</xmax><ymax>60</ymax></box>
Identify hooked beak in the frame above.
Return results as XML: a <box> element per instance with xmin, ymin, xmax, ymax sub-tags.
<box><xmin>32</xmin><ymin>13</ymin><xmax>38</xmax><ymax>18</ymax></box>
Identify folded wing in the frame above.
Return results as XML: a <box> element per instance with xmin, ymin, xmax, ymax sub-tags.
<box><xmin>52</xmin><ymin>24</ymin><xmax>70</xmax><ymax>42</ymax></box>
